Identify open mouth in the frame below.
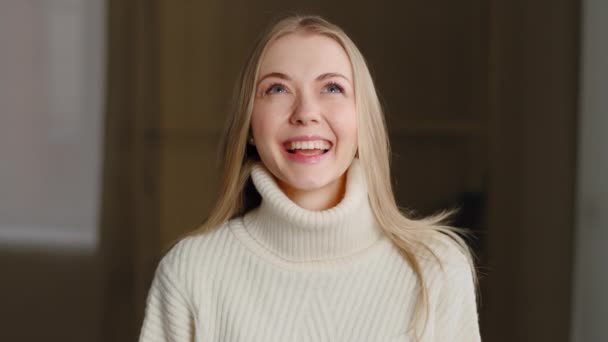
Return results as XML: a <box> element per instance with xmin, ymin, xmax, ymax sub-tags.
<box><xmin>284</xmin><ymin>140</ymin><xmax>332</xmax><ymax>156</ymax></box>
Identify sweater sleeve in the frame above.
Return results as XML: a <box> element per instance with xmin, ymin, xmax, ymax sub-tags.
<box><xmin>434</xmin><ymin>264</ymin><xmax>482</xmax><ymax>341</ymax></box>
<box><xmin>138</xmin><ymin>257</ymin><xmax>196</xmax><ymax>342</ymax></box>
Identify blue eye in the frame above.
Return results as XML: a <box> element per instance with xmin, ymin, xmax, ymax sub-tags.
<box><xmin>324</xmin><ymin>82</ymin><xmax>344</xmax><ymax>94</ymax></box>
<box><xmin>266</xmin><ymin>83</ymin><xmax>287</xmax><ymax>94</ymax></box>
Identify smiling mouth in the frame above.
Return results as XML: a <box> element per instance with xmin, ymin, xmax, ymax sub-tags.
<box><xmin>284</xmin><ymin>140</ymin><xmax>332</xmax><ymax>155</ymax></box>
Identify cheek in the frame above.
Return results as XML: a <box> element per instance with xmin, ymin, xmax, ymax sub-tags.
<box><xmin>328</xmin><ymin>103</ymin><xmax>358</xmax><ymax>142</ymax></box>
<box><xmin>250</xmin><ymin>100</ymin><xmax>272</xmax><ymax>131</ymax></box>
<box><xmin>249</xmin><ymin>109</ymin><xmax>264</xmax><ymax>135</ymax></box>
<box><xmin>250</xmin><ymin>99</ymin><xmax>291</xmax><ymax>134</ymax></box>
<box><xmin>250</xmin><ymin>106</ymin><xmax>283</xmax><ymax>152</ymax></box>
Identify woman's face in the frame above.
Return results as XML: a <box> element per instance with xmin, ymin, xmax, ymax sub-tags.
<box><xmin>250</xmin><ymin>32</ymin><xmax>358</xmax><ymax>196</ymax></box>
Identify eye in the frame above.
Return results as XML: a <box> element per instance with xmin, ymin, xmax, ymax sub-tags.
<box><xmin>323</xmin><ymin>82</ymin><xmax>344</xmax><ymax>94</ymax></box>
<box><xmin>265</xmin><ymin>83</ymin><xmax>288</xmax><ymax>94</ymax></box>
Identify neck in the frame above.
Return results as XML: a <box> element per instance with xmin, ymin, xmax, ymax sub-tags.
<box><xmin>243</xmin><ymin>158</ymin><xmax>385</xmax><ymax>262</ymax></box>
<box><xmin>278</xmin><ymin>175</ymin><xmax>347</xmax><ymax>211</ymax></box>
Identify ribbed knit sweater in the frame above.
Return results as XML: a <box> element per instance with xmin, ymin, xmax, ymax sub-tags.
<box><xmin>138</xmin><ymin>159</ymin><xmax>482</xmax><ymax>341</ymax></box>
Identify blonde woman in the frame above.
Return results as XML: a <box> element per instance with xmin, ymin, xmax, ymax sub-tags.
<box><xmin>139</xmin><ymin>14</ymin><xmax>481</xmax><ymax>342</ymax></box>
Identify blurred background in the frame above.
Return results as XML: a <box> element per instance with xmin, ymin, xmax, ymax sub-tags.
<box><xmin>0</xmin><ymin>0</ymin><xmax>605</xmax><ymax>341</ymax></box>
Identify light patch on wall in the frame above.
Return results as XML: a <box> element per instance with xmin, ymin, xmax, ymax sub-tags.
<box><xmin>0</xmin><ymin>0</ymin><xmax>105</xmax><ymax>251</ymax></box>
<box><xmin>571</xmin><ymin>0</ymin><xmax>608</xmax><ymax>341</ymax></box>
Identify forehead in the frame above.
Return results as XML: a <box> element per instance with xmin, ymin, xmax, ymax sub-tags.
<box><xmin>258</xmin><ymin>33</ymin><xmax>353</xmax><ymax>80</ymax></box>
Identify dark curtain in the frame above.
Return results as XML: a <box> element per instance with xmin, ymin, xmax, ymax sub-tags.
<box><xmin>99</xmin><ymin>1</ymin><xmax>161</xmax><ymax>341</ymax></box>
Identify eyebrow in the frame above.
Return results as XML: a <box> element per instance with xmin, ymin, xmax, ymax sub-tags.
<box><xmin>256</xmin><ymin>72</ymin><xmax>351</xmax><ymax>88</ymax></box>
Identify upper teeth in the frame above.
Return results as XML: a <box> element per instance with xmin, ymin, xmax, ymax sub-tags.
<box><xmin>288</xmin><ymin>140</ymin><xmax>331</xmax><ymax>150</ymax></box>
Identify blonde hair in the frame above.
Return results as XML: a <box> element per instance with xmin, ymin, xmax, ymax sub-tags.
<box><xmin>188</xmin><ymin>14</ymin><xmax>478</xmax><ymax>340</ymax></box>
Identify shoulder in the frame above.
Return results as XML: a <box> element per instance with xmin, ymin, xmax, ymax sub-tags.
<box><xmin>413</xmin><ymin>230</ymin><xmax>474</xmax><ymax>275</ymax></box>
<box><xmin>406</xmin><ymin>230</ymin><xmax>479</xmax><ymax>308</ymax></box>
<box><xmin>420</xmin><ymin>232</ymin><xmax>481</xmax><ymax>340</ymax></box>
<box><xmin>155</xmin><ymin>220</ymin><xmax>240</xmax><ymax>290</ymax></box>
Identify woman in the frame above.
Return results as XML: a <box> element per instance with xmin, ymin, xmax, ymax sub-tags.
<box><xmin>139</xmin><ymin>14</ymin><xmax>481</xmax><ymax>342</ymax></box>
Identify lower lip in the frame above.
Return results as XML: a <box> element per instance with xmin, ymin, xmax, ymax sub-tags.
<box><xmin>282</xmin><ymin>146</ymin><xmax>332</xmax><ymax>164</ymax></box>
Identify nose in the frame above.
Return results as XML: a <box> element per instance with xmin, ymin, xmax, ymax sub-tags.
<box><xmin>289</xmin><ymin>91</ymin><xmax>320</xmax><ymax>126</ymax></box>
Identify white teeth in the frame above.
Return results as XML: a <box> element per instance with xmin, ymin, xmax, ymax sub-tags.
<box><xmin>288</xmin><ymin>140</ymin><xmax>331</xmax><ymax>150</ymax></box>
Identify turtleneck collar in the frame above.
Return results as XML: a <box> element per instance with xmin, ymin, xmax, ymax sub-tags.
<box><xmin>242</xmin><ymin>158</ymin><xmax>385</xmax><ymax>263</ymax></box>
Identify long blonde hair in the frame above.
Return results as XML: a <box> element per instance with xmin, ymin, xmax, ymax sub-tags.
<box><xmin>189</xmin><ymin>14</ymin><xmax>478</xmax><ymax>340</ymax></box>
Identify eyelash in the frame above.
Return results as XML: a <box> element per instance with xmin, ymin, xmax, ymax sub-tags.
<box><xmin>264</xmin><ymin>82</ymin><xmax>345</xmax><ymax>95</ymax></box>
<box><xmin>324</xmin><ymin>82</ymin><xmax>345</xmax><ymax>94</ymax></box>
<box><xmin>264</xmin><ymin>83</ymin><xmax>286</xmax><ymax>94</ymax></box>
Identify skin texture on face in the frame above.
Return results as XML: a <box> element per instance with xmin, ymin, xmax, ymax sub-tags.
<box><xmin>250</xmin><ymin>32</ymin><xmax>358</xmax><ymax>211</ymax></box>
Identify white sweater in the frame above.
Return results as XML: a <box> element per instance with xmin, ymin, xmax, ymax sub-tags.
<box><xmin>139</xmin><ymin>159</ymin><xmax>482</xmax><ymax>341</ymax></box>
